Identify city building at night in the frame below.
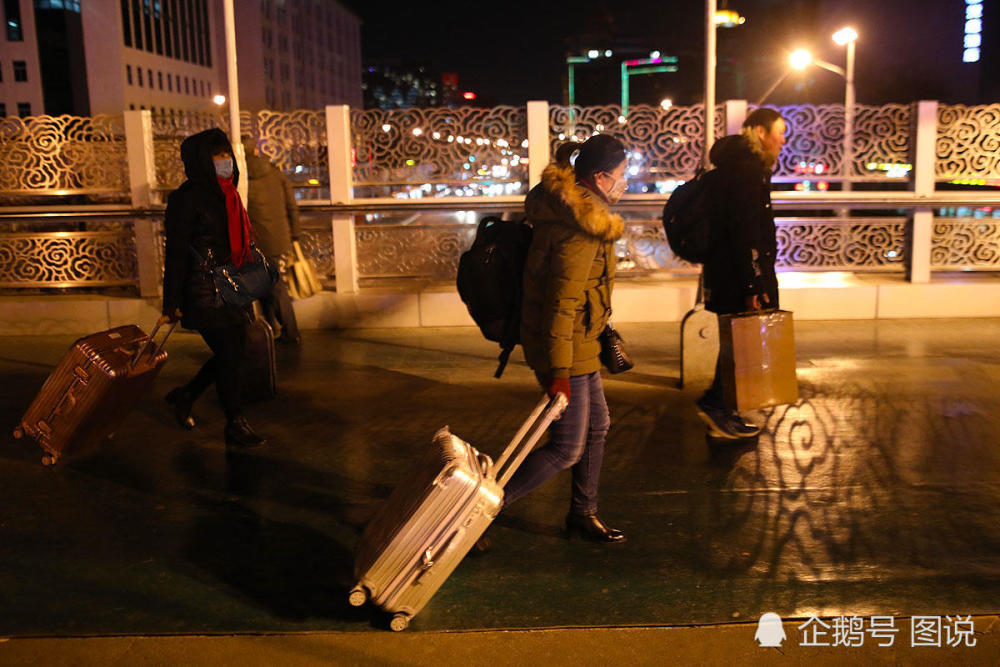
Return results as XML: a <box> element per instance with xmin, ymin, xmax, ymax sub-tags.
<box><xmin>0</xmin><ymin>0</ymin><xmax>361</xmax><ymax>117</ymax></box>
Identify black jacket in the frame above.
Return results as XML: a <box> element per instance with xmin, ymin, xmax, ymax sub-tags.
<box><xmin>162</xmin><ymin>128</ymin><xmax>249</xmax><ymax>330</ymax></box>
<box><xmin>703</xmin><ymin>134</ymin><xmax>779</xmax><ymax>315</ymax></box>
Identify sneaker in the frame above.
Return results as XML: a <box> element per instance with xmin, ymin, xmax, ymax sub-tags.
<box><xmin>696</xmin><ymin>399</ymin><xmax>741</xmax><ymax>439</ymax></box>
<box><xmin>729</xmin><ymin>414</ymin><xmax>761</xmax><ymax>438</ymax></box>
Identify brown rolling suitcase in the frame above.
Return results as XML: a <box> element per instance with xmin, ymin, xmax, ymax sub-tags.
<box><xmin>13</xmin><ymin>322</ymin><xmax>174</xmax><ymax>465</ymax></box>
<box><xmin>241</xmin><ymin>315</ymin><xmax>277</xmax><ymax>403</ymax></box>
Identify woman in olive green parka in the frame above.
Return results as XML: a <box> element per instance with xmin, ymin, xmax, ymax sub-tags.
<box><xmin>503</xmin><ymin>134</ymin><xmax>629</xmax><ymax>543</ymax></box>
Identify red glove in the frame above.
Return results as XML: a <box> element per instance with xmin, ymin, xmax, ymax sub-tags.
<box><xmin>547</xmin><ymin>377</ymin><xmax>571</xmax><ymax>401</ymax></box>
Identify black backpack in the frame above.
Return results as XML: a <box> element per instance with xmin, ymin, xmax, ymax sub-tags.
<box><xmin>457</xmin><ymin>216</ymin><xmax>533</xmax><ymax>378</ymax></box>
<box><xmin>662</xmin><ymin>168</ymin><xmax>720</xmax><ymax>264</ymax></box>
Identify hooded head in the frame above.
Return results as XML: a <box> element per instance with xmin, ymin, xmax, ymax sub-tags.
<box><xmin>179</xmin><ymin>128</ymin><xmax>239</xmax><ymax>191</ymax></box>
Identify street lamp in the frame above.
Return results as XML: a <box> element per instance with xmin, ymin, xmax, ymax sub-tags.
<box><xmin>832</xmin><ymin>28</ymin><xmax>857</xmax><ymax>194</ymax></box>
<box><xmin>784</xmin><ymin>30</ymin><xmax>857</xmax><ymax>195</ymax></box>
<box><xmin>566</xmin><ymin>50</ymin><xmax>615</xmax><ymax>107</ymax></box>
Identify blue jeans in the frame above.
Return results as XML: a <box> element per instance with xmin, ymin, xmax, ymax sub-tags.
<box><xmin>503</xmin><ymin>371</ymin><xmax>610</xmax><ymax>516</ymax></box>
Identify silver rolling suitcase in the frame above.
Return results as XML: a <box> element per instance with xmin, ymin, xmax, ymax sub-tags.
<box><xmin>349</xmin><ymin>393</ymin><xmax>568</xmax><ymax>631</ymax></box>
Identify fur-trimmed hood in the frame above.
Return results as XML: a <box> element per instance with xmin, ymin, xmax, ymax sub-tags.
<box><xmin>525</xmin><ymin>163</ymin><xmax>624</xmax><ymax>241</ymax></box>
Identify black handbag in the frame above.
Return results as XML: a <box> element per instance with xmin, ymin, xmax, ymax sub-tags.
<box><xmin>193</xmin><ymin>245</ymin><xmax>278</xmax><ymax>308</ymax></box>
<box><xmin>599</xmin><ymin>323</ymin><xmax>634</xmax><ymax>374</ymax></box>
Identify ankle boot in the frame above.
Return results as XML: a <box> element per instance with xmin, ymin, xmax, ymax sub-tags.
<box><xmin>224</xmin><ymin>416</ymin><xmax>266</xmax><ymax>448</ymax></box>
<box><xmin>566</xmin><ymin>513</ymin><xmax>626</xmax><ymax>543</ymax></box>
<box><xmin>165</xmin><ymin>387</ymin><xmax>196</xmax><ymax>430</ymax></box>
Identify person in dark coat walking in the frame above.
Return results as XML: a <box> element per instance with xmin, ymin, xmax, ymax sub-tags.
<box><xmin>241</xmin><ymin>136</ymin><xmax>301</xmax><ymax>344</ymax></box>
<box><xmin>696</xmin><ymin>107</ymin><xmax>787</xmax><ymax>439</ymax></box>
<box><xmin>158</xmin><ymin>128</ymin><xmax>266</xmax><ymax>448</ymax></box>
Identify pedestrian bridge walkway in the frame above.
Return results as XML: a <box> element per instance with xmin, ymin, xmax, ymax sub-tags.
<box><xmin>1</xmin><ymin>319</ymin><xmax>999</xmax><ymax>649</ymax></box>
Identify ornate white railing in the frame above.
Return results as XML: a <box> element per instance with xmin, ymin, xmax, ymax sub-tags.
<box><xmin>2</xmin><ymin>101</ymin><xmax>999</xmax><ymax>294</ymax></box>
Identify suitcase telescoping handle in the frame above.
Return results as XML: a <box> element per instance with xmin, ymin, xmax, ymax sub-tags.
<box><xmin>494</xmin><ymin>392</ymin><xmax>569</xmax><ymax>489</ymax></box>
<box><xmin>128</xmin><ymin>321</ymin><xmax>177</xmax><ymax>371</ymax></box>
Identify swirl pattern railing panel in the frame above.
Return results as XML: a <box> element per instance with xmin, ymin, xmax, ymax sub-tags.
<box><xmin>617</xmin><ymin>217</ymin><xmax>907</xmax><ymax>274</ymax></box>
<box><xmin>549</xmin><ymin>104</ymin><xmax>726</xmax><ymax>181</ymax></box>
<box><xmin>931</xmin><ymin>218</ymin><xmax>1000</xmax><ymax>269</ymax></box>
<box><xmin>250</xmin><ymin>110</ymin><xmax>328</xmax><ymax>186</ymax></box>
<box><xmin>0</xmin><ymin>115</ymin><xmax>129</xmax><ymax>198</ymax></box>
<box><xmin>767</xmin><ymin>104</ymin><xmax>912</xmax><ymax>179</ymax></box>
<box><xmin>0</xmin><ymin>230</ymin><xmax>137</xmax><ymax>288</ymax></box>
<box><xmin>356</xmin><ymin>224</ymin><xmax>477</xmax><ymax>280</ymax></box>
<box><xmin>350</xmin><ymin>107</ymin><xmax>529</xmax><ymax>197</ymax></box>
<box><xmin>935</xmin><ymin>105</ymin><xmax>1000</xmax><ymax>178</ymax></box>
<box><xmin>776</xmin><ymin>218</ymin><xmax>906</xmax><ymax>270</ymax></box>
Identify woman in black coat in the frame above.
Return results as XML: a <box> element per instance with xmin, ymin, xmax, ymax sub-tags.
<box><xmin>157</xmin><ymin>128</ymin><xmax>265</xmax><ymax>447</ymax></box>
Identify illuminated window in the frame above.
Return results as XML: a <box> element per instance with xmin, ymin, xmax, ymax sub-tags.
<box><xmin>963</xmin><ymin>0</ymin><xmax>982</xmax><ymax>63</ymax></box>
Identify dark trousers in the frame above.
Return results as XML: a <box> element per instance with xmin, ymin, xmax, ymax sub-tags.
<box><xmin>503</xmin><ymin>371</ymin><xmax>610</xmax><ymax>516</ymax></box>
<box><xmin>186</xmin><ymin>323</ymin><xmax>247</xmax><ymax>423</ymax></box>
<box><xmin>261</xmin><ymin>256</ymin><xmax>299</xmax><ymax>340</ymax></box>
<box><xmin>700</xmin><ymin>354</ymin><xmax>726</xmax><ymax>410</ymax></box>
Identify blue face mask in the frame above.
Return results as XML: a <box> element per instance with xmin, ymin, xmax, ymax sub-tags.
<box><xmin>213</xmin><ymin>157</ymin><xmax>234</xmax><ymax>179</ymax></box>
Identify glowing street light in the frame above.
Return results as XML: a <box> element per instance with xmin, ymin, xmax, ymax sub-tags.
<box><xmin>212</xmin><ymin>94</ymin><xmax>226</xmax><ymax>106</ymax></box>
<box><xmin>660</xmin><ymin>98</ymin><xmax>673</xmax><ymax>110</ymax></box>
<box><xmin>832</xmin><ymin>27</ymin><xmax>858</xmax><ymax>46</ymax></box>
<box><xmin>715</xmin><ymin>9</ymin><xmax>746</xmax><ymax>27</ymax></box>
<box><xmin>789</xmin><ymin>48</ymin><xmax>813</xmax><ymax>70</ymax></box>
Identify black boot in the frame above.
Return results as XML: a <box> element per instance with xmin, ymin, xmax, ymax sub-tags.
<box><xmin>165</xmin><ymin>387</ymin><xmax>196</xmax><ymax>430</ymax></box>
<box><xmin>224</xmin><ymin>416</ymin><xmax>266</xmax><ymax>448</ymax></box>
<box><xmin>566</xmin><ymin>513</ymin><xmax>626</xmax><ymax>543</ymax></box>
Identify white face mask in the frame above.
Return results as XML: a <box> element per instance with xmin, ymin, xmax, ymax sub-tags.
<box><xmin>213</xmin><ymin>157</ymin><xmax>234</xmax><ymax>179</ymax></box>
<box><xmin>604</xmin><ymin>176</ymin><xmax>627</xmax><ymax>204</ymax></box>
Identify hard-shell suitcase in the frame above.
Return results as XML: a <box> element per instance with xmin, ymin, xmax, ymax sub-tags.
<box><xmin>349</xmin><ymin>393</ymin><xmax>569</xmax><ymax>631</ymax></box>
<box><xmin>241</xmin><ymin>315</ymin><xmax>277</xmax><ymax>403</ymax></box>
<box><xmin>13</xmin><ymin>322</ymin><xmax>174</xmax><ymax>465</ymax></box>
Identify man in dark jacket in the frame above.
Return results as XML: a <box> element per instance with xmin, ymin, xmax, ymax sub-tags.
<box><xmin>242</xmin><ymin>136</ymin><xmax>301</xmax><ymax>344</ymax></box>
<box><xmin>697</xmin><ymin>108</ymin><xmax>787</xmax><ymax>439</ymax></box>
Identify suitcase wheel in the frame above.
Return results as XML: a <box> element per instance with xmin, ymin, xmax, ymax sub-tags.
<box><xmin>389</xmin><ymin>613</ymin><xmax>410</xmax><ymax>632</ymax></box>
<box><xmin>348</xmin><ymin>586</ymin><xmax>368</xmax><ymax>608</ymax></box>
<box><xmin>13</xmin><ymin>427</ymin><xmax>23</xmax><ymax>439</ymax></box>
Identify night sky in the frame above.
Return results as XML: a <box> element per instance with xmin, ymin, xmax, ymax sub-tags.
<box><xmin>342</xmin><ymin>0</ymin><xmax>998</xmax><ymax>107</ymax></box>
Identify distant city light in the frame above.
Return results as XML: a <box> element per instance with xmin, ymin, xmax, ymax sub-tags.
<box><xmin>412</xmin><ymin>127</ymin><xmax>422</xmax><ymax>136</ymax></box>
<box><xmin>650</xmin><ymin>50</ymin><xmax>661</xmax><ymax>59</ymax></box>
<box><xmin>212</xmin><ymin>94</ymin><xmax>226</xmax><ymax>105</ymax></box>
<box><xmin>604</xmin><ymin>49</ymin><xmax>613</xmax><ymax>57</ymax></box>
<box><xmin>463</xmin><ymin>91</ymin><xmax>476</xmax><ymax>100</ymax></box>
<box><xmin>588</xmin><ymin>49</ymin><xmax>599</xmax><ymax>58</ymax></box>
<box><xmin>660</xmin><ymin>98</ymin><xmax>673</xmax><ymax>110</ymax></box>
<box><xmin>381</xmin><ymin>124</ymin><xmax>391</xmax><ymax>132</ymax></box>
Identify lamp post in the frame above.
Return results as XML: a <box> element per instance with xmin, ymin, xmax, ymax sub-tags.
<box><xmin>221</xmin><ymin>0</ymin><xmax>246</xmax><ymax>201</ymax></box>
<box><xmin>704</xmin><ymin>2</ymin><xmax>745</xmax><ymax>167</ymax></box>
<box><xmin>832</xmin><ymin>27</ymin><xmax>857</xmax><ymax>195</ymax></box>
<box><xmin>566</xmin><ymin>49</ymin><xmax>614</xmax><ymax>107</ymax></box>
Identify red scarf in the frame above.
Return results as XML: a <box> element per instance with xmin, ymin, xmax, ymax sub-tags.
<box><xmin>217</xmin><ymin>176</ymin><xmax>253</xmax><ymax>267</ymax></box>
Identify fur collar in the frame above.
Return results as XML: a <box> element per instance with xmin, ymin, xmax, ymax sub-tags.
<box><xmin>540</xmin><ymin>163</ymin><xmax>624</xmax><ymax>241</ymax></box>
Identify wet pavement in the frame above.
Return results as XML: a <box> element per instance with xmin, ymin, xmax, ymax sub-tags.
<box><xmin>1</xmin><ymin>319</ymin><xmax>999</xmax><ymax>640</ymax></box>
